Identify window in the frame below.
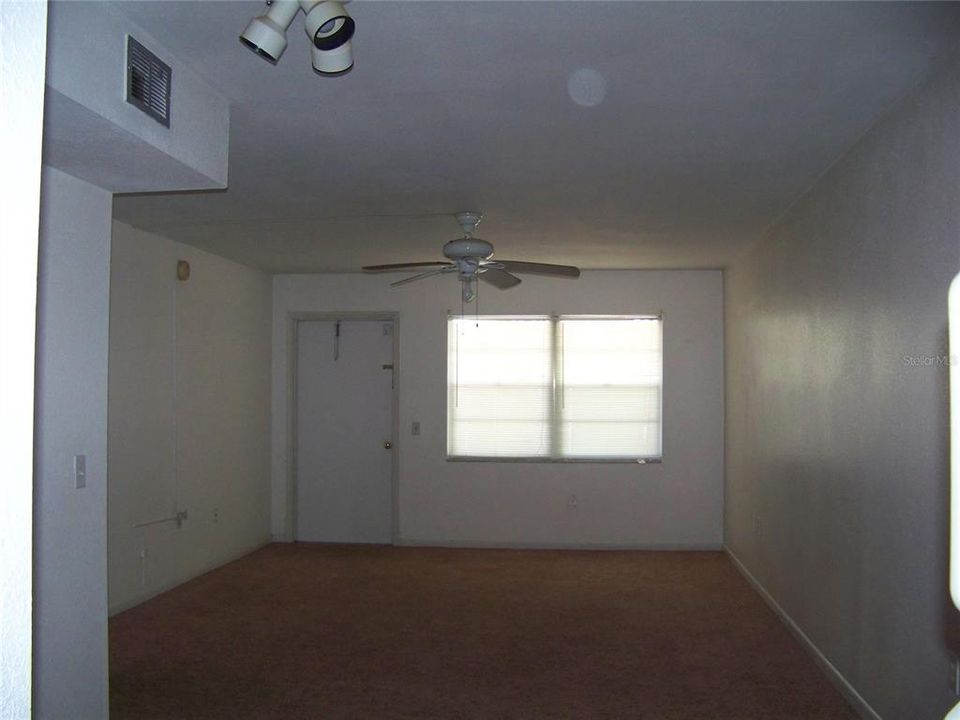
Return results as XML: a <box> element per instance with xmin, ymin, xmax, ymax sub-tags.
<box><xmin>447</xmin><ymin>315</ymin><xmax>662</xmax><ymax>461</ymax></box>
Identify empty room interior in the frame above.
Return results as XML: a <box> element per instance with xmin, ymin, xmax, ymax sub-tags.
<box><xmin>6</xmin><ymin>1</ymin><xmax>960</xmax><ymax>718</ymax></box>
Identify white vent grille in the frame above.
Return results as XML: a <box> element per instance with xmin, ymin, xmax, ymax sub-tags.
<box><xmin>126</xmin><ymin>36</ymin><xmax>171</xmax><ymax>127</ymax></box>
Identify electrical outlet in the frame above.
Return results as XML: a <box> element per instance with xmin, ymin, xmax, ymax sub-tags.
<box><xmin>411</xmin><ymin>421</ymin><xmax>421</xmax><ymax>436</ymax></box>
<box><xmin>568</xmin><ymin>494</ymin><xmax>578</xmax><ymax>508</ymax></box>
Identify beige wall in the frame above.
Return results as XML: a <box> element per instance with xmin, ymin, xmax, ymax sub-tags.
<box><xmin>108</xmin><ymin>222</ymin><xmax>273</xmax><ymax>614</ymax></box>
<box><xmin>31</xmin><ymin>4</ymin><xmax>233</xmax><ymax>712</ymax></box>
<box><xmin>725</xmin><ymin>53</ymin><xmax>960</xmax><ymax>719</ymax></box>
<box><xmin>273</xmin><ymin>270</ymin><xmax>724</xmax><ymax>549</ymax></box>
<box><xmin>34</xmin><ymin>166</ymin><xmax>112</xmax><ymax>720</ymax></box>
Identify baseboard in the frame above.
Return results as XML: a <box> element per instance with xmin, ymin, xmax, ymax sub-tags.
<box><xmin>724</xmin><ymin>545</ymin><xmax>881</xmax><ymax>720</ymax></box>
<box><xmin>395</xmin><ymin>538</ymin><xmax>723</xmax><ymax>551</ymax></box>
<box><xmin>108</xmin><ymin>538</ymin><xmax>272</xmax><ymax>616</ymax></box>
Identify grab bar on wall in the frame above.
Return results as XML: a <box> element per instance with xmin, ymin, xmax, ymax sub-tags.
<box><xmin>134</xmin><ymin>510</ymin><xmax>188</xmax><ymax>529</ymax></box>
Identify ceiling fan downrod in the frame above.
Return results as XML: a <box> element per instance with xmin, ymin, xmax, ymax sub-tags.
<box><xmin>455</xmin><ymin>211</ymin><xmax>482</xmax><ymax>238</ymax></box>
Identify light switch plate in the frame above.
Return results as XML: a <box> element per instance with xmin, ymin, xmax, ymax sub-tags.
<box><xmin>74</xmin><ymin>454</ymin><xmax>86</xmax><ymax>489</ymax></box>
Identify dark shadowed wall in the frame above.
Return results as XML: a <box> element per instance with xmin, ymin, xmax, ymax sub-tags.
<box><xmin>725</xmin><ymin>52</ymin><xmax>960</xmax><ymax>720</ymax></box>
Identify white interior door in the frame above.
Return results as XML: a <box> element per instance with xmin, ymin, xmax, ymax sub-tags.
<box><xmin>296</xmin><ymin>320</ymin><xmax>394</xmax><ymax>543</ymax></box>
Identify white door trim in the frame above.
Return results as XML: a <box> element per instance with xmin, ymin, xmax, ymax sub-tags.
<box><xmin>285</xmin><ymin>311</ymin><xmax>400</xmax><ymax>544</ymax></box>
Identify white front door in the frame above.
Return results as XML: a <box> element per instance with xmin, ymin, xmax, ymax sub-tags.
<box><xmin>296</xmin><ymin>320</ymin><xmax>394</xmax><ymax>543</ymax></box>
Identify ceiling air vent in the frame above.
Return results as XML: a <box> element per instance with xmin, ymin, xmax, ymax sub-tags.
<box><xmin>126</xmin><ymin>36</ymin><xmax>171</xmax><ymax>128</ymax></box>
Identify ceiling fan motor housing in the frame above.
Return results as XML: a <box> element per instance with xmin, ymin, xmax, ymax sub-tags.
<box><xmin>363</xmin><ymin>211</ymin><xmax>579</xmax><ymax>302</ymax></box>
<box><xmin>443</xmin><ymin>238</ymin><xmax>494</xmax><ymax>261</ymax></box>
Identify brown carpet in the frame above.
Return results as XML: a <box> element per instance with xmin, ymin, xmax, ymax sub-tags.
<box><xmin>110</xmin><ymin>544</ymin><xmax>856</xmax><ymax>719</ymax></box>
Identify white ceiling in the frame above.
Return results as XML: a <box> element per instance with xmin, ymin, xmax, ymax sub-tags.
<box><xmin>111</xmin><ymin>1</ymin><xmax>960</xmax><ymax>272</ymax></box>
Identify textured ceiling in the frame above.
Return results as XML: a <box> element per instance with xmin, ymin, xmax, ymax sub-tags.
<box><xmin>111</xmin><ymin>1</ymin><xmax>960</xmax><ymax>272</ymax></box>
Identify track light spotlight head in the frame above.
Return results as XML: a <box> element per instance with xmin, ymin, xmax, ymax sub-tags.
<box><xmin>240</xmin><ymin>0</ymin><xmax>300</xmax><ymax>63</ymax></box>
<box><xmin>240</xmin><ymin>0</ymin><xmax>355</xmax><ymax>75</ymax></box>
<box><xmin>310</xmin><ymin>40</ymin><xmax>353</xmax><ymax>75</ymax></box>
<box><xmin>239</xmin><ymin>18</ymin><xmax>286</xmax><ymax>62</ymax></box>
<box><xmin>303</xmin><ymin>1</ymin><xmax>355</xmax><ymax>51</ymax></box>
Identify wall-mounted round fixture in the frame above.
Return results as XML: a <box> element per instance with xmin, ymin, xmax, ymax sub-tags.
<box><xmin>240</xmin><ymin>0</ymin><xmax>354</xmax><ymax>76</ymax></box>
<box><xmin>177</xmin><ymin>260</ymin><xmax>191</xmax><ymax>282</ymax></box>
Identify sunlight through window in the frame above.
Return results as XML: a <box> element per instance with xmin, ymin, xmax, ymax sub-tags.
<box><xmin>447</xmin><ymin>316</ymin><xmax>662</xmax><ymax>460</ymax></box>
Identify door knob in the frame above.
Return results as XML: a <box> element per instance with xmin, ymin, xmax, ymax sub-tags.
<box><xmin>384</xmin><ymin>441</ymin><xmax>392</xmax><ymax>450</ymax></box>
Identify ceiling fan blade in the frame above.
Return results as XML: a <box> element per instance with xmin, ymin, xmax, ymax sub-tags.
<box><xmin>479</xmin><ymin>267</ymin><xmax>522</xmax><ymax>290</ymax></box>
<box><xmin>363</xmin><ymin>261</ymin><xmax>452</xmax><ymax>273</ymax></box>
<box><xmin>389</xmin><ymin>268</ymin><xmax>454</xmax><ymax>287</ymax></box>
<box><xmin>495</xmin><ymin>260</ymin><xmax>581</xmax><ymax>278</ymax></box>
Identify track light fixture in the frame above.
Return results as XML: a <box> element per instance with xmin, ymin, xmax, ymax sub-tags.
<box><xmin>240</xmin><ymin>0</ymin><xmax>354</xmax><ymax>75</ymax></box>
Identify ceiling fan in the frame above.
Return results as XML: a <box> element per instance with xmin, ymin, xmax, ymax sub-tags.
<box><xmin>362</xmin><ymin>212</ymin><xmax>581</xmax><ymax>302</ymax></box>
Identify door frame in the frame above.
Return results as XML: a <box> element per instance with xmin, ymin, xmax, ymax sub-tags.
<box><xmin>286</xmin><ymin>311</ymin><xmax>400</xmax><ymax>544</ymax></box>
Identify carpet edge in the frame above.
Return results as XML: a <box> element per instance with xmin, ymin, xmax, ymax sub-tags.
<box><xmin>396</xmin><ymin>538</ymin><xmax>723</xmax><ymax>551</ymax></box>
<box><xmin>723</xmin><ymin>545</ymin><xmax>882</xmax><ymax>720</ymax></box>
<box><xmin>108</xmin><ymin>538</ymin><xmax>273</xmax><ymax>616</ymax></box>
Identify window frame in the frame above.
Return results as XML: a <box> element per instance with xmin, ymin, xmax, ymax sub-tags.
<box><xmin>445</xmin><ymin>313</ymin><xmax>663</xmax><ymax>464</ymax></box>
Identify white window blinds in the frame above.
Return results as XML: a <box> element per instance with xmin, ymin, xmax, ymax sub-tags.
<box><xmin>447</xmin><ymin>316</ymin><xmax>662</xmax><ymax>460</ymax></box>
<box><xmin>447</xmin><ymin>318</ymin><xmax>553</xmax><ymax>457</ymax></box>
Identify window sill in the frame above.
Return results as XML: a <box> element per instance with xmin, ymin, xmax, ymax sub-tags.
<box><xmin>445</xmin><ymin>456</ymin><xmax>662</xmax><ymax>464</ymax></box>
